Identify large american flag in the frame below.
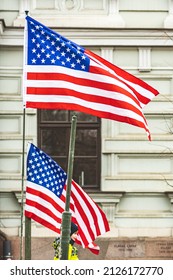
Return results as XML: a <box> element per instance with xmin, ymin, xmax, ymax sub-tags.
<box><xmin>23</xmin><ymin>16</ymin><xmax>159</xmax><ymax>140</ymax></box>
<box><xmin>25</xmin><ymin>143</ymin><xmax>110</xmax><ymax>254</ymax></box>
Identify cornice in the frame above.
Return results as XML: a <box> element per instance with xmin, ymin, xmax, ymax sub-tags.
<box><xmin>0</xmin><ymin>19</ymin><xmax>172</xmax><ymax>47</ymax></box>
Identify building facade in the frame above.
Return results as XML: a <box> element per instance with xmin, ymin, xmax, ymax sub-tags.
<box><xmin>0</xmin><ymin>0</ymin><xmax>173</xmax><ymax>259</ymax></box>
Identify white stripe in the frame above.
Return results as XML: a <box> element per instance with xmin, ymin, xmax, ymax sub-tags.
<box><xmin>26</xmin><ymin>65</ymin><xmax>135</xmax><ymax>97</ymax></box>
<box><xmin>72</xmin><ymin>183</ymin><xmax>101</xmax><ymax>236</ymax></box>
<box><xmin>71</xmin><ymin>184</ymin><xmax>97</xmax><ymax>246</ymax></box>
<box><xmin>26</xmin><ymin>181</ymin><xmax>65</xmax><ymax>210</ymax></box>
<box><xmin>26</xmin><ymin>79</ymin><xmax>141</xmax><ymax>110</ymax></box>
<box><xmin>25</xmin><ymin>204</ymin><xmax>60</xmax><ymax>228</ymax></box>
<box><xmin>26</xmin><ymin>191</ymin><xmax>62</xmax><ymax>220</ymax></box>
<box><xmin>89</xmin><ymin>54</ymin><xmax>156</xmax><ymax>103</ymax></box>
<box><xmin>25</xmin><ymin>94</ymin><xmax>147</xmax><ymax>125</ymax></box>
<box><xmin>73</xmin><ymin>182</ymin><xmax>106</xmax><ymax>234</ymax></box>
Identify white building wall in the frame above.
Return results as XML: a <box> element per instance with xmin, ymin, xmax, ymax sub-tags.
<box><xmin>0</xmin><ymin>0</ymin><xmax>173</xmax><ymax>244</ymax></box>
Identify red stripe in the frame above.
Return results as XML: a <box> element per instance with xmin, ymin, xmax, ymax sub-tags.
<box><xmin>74</xmin><ymin>180</ymin><xmax>109</xmax><ymax>232</ymax></box>
<box><xmin>26</xmin><ymin>185</ymin><xmax>65</xmax><ymax>213</ymax></box>
<box><xmin>26</xmin><ymin>101</ymin><xmax>149</xmax><ymax>133</ymax></box>
<box><xmin>26</xmin><ymin>87</ymin><xmax>143</xmax><ymax>117</ymax></box>
<box><xmin>89</xmin><ymin>64</ymin><xmax>150</xmax><ymax>106</ymax></box>
<box><xmin>71</xmin><ymin>186</ymin><xmax>97</xmax><ymax>245</ymax></box>
<box><xmin>27</xmin><ymin>72</ymin><xmax>140</xmax><ymax>106</ymax></box>
<box><xmin>25</xmin><ymin>198</ymin><xmax>62</xmax><ymax>223</ymax></box>
<box><xmin>25</xmin><ymin>210</ymin><xmax>60</xmax><ymax>234</ymax></box>
<box><xmin>27</xmin><ymin>71</ymin><xmax>141</xmax><ymax>108</ymax></box>
<box><xmin>86</xmin><ymin>49</ymin><xmax>159</xmax><ymax>104</ymax></box>
<box><xmin>72</xmin><ymin>181</ymin><xmax>105</xmax><ymax>236</ymax></box>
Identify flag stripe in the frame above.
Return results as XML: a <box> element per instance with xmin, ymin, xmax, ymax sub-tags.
<box><xmin>25</xmin><ymin>209</ymin><xmax>61</xmax><ymax>234</ymax></box>
<box><xmin>25</xmin><ymin>95</ymin><xmax>149</xmax><ymax>130</ymax></box>
<box><xmin>26</xmin><ymin>85</ymin><xmax>143</xmax><ymax>118</ymax></box>
<box><xmin>25</xmin><ymin>101</ymin><xmax>150</xmax><ymax>137</ymax></box>
<box><xmin>26</xmin><ymin>66</ymin><xmax>141</xmax><ymax>107</ymax></box>
<box><xmin>87</xmin><ymin>50</ymin><xmax>158</xmax><ymax>106</ymax></box>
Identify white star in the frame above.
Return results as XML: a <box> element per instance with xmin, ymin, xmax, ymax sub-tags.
<box><xmin>71</xmin><ymin>63</ymin><xmax>75</xmax><ymax>68</ymax></box>
<box><xmin>31</xmin><ymin>58</ymin><xmax>36</xmax><ymax>64</ymax></box>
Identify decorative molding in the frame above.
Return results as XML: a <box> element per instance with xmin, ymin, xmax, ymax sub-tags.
<box><xmin>0</xmin><ymin>20</ymin><xmax>5</xmax><ymax>35</ymax></box>
<box><xmin>164</xmin><ymin>0</ymin><xmax>173</xmax><ymax>28</ymax></box>
<box><xmin>138</xmin><ymin>48</ymin><xmax>151</xmax><ymax>72</ymax></box>
<box><xmin>13</xmin><ymin>0</ymin><xmax>125</xmax><ymax>28</ymax></box>
<box><xmin>90</xmin><ymin>192</ymin><xmax>124</xmax><ymax>224</ymax></box>
<box><xmin>166</xmin><ymin>192</ymin><xmax>173</xmax><ymax>212</ymax></box>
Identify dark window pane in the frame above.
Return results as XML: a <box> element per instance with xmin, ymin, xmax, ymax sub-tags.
<box><xmin>75</xmin><ymin>129</ymin><xmax>97</xmax><ymax>156</ymax></box>
<box><xmin>40</xmin><ymin>129</ymin><xmax>68</xmax><ymax>156</ymax></box>
<box><xmin>41</xmin><ymin>110</ymin><xmax>68</xmax><ymax>122</ymax></box>
<box><xmin>73</xmin><ymin>158</ymin><xmax>98</xmax><ymax>186</ymax></box>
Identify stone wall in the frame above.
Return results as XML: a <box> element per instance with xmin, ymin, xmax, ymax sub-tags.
<box><xmin>1</xmin><ymin>236</ymin><xmax>173</xmax><ymax>260</ymax></box>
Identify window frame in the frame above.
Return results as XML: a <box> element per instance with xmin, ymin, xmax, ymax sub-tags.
<box><xmin>37</xmin><ymin>110</ymin><xmax>101</xmax><ymax>191</ymax></box>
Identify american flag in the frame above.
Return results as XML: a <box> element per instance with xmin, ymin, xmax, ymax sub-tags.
<box><xmin>23</xmin><ymin>16</ymin><xmax>159</xmax><ymax>140</ymax></box>
<box><xmin>25</xmin><ymin>143</ymin><xmax>110</xmax><ymax>254</ymax></box>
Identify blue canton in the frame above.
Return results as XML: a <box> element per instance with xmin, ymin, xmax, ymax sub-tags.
<box><xmin>27</xmin><ymin>143</ymin><xmax>67</xmax><ymax>198</ymax></box>
<box><xmin>27</xmin><ymin>16</ymin><xmax>90</xmax><ymax>71</ymax></box>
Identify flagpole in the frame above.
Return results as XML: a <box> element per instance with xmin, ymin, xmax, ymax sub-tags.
<box><xmin>19</xmin><ymin>107</ymin><xmax>26</xmax><ymax>260</ymax></box>
<box><xmin>60</xmin><ymin>114</ymin><xmax>77</xmax><ymax>260</ymax></box>
<box><xmin>23</xmin><ymin>9</ymin><xmax>31</xmax><ymax>260</ymax></box>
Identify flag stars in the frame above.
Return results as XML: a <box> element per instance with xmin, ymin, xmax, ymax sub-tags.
<box><xmin>28</xmin><ymin>19</ymin><xmax>90</xmax><ymax>71</ymax></box>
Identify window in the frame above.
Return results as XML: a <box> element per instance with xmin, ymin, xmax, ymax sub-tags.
<box><xmin>37</xmin><ymin>110</ymin><xmax>101</xmax><ymax>190</ymax></box>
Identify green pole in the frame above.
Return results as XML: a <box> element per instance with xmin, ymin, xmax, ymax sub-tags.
<box><xmin>60</xmin><ymin>115</ymin><xmax>77</xmax><ymax>260</ymax></box>
<box><xmin>25</xmin><ymin>216</ymin><xmax>31</xmax><ymax>259</ymax></box>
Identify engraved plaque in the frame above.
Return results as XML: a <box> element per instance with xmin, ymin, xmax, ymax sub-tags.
<box><xmin>146</xmin><ymin>240</ymin><xmax>173</xmax><ymax>258</ymax></box>
<box><xmin>106</xmin><ymin>239</ymin><xmax>145</xmax><ymax>259</ymax></box>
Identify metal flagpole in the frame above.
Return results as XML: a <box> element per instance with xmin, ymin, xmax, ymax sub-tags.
<box><xmin>20</xmin><ymin>5</ymin><xmax>30</xmax><ymax>259</ymax></box>
<box><xmin>23</xmin><ymin>9</ymin><xmax>31</xmax><ymax>260</ymax></box>
<box><xmin>60</xmin><ymin>115</ymin><xmax>77</xmax><ymax>260</ymax></box>
<box><xmin>20</xmin><ymin>108</ymin><xmax>26</xmax><ymax>260</ymax></box>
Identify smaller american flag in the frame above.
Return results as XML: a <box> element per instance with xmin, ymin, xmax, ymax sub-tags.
<box><xmin>25</xmin><ymin>143</ymin><xmax>110</xmax><ymax>254</ymax></box>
